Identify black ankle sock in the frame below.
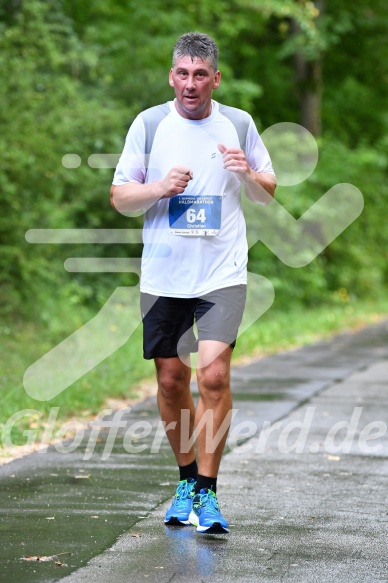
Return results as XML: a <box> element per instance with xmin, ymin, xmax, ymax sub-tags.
<box><xmin>195</xmin><ymin>474</ymin><xmax>217</xmax><ymax>494</ymax></box>
<box><xmin>178</xmin><ymin>459</ymin><xmax>198</xmax><ymax>482</ymax></box>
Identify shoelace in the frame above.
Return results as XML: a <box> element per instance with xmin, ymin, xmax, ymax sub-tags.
<box><xmin>196</xmin><ymin>490</ymin><xmax>220</xmax><ymax>515</ymax></box>
<box><xmin>173</xmin><ymin>480</ymin><xmax>194</xmax><ymax>506</ymax></box>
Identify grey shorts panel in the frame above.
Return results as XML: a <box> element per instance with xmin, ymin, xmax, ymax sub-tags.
<box><xmin>141</xmin><ymin>285</ymin><xmax>247</xmax><ymax>360</ymax></box>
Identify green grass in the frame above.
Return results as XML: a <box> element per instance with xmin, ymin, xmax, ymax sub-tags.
<box><xmin>233</xmin><ymin>295</ymin><xmax>388</xmax><ymax>363</ymax></box>
<box><xmin>0</xmin><ymin>316</ymin><xmax>155</xmax><ymax>448</ymax></box>
<box><xmin>1</xmin><ymin>294</ymin><xmax>388</xmax><ymax>448</ymax></box>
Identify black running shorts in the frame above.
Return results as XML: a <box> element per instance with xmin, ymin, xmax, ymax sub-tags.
<box><xmin>140</xmin><ymin>285</ymin><xmax>247</xmax><ymax>360</ymax></box>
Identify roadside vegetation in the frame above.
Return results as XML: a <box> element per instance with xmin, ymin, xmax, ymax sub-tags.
<box><xmin>1</xmin><ymin>0</ymin><xmax>387</xmax><ymax>450</ymax></box>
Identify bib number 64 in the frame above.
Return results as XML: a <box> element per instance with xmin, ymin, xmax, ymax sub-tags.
<box><xmin>187</xmin><ymin>208</ymin><xmax>206</xmax><ymax>223</ymax></box>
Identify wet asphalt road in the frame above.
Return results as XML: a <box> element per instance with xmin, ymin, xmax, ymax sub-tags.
<box><xmin>1</xmin><ymin>320</ymin><xmax>387</xmax><ymax>583</ymax></box>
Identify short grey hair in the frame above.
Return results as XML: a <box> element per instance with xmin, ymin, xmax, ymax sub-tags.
<box><xmin>172</xmin><ymin>32</ymin><xmax>219</xmax><ymax>71</ymax></box>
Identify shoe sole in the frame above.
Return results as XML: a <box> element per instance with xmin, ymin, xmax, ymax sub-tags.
<box><xmin>188</xmin><ymin>510</ymin><xmax>229</xmax><ymax>534</ymax></box>
<box><xmin>197</xmin><ymin>522</ymin><xmax>229</xmax><ymax>534</ymax></box>
<box><xmin>164</xmin><ymin>517</ymin><xmax>191</xmax><ymax>526</ymax></box>
<box><xmin>188</xmin><ymin>509</ymin><xmax>198</xmax><ymax>527</ymax></box>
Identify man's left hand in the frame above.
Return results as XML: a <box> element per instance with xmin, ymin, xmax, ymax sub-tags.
<box><xmin>217</xmin><ymin>143</ymin><xmax>251</xmax><ymax>182</ymax></box>
<box><xmin>218</xmin><ymin>143</ymin><xmax>276</xmax><ymax>202</ymax></box>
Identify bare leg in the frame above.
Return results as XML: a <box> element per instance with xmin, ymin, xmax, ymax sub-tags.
<box><xmin>155</xmin><ymin>356</ymin><xmax>196</xmax><ymax>466</ymax></box>
<box><xmin>195</xmin><ymin>340</ymin><xmax>233</xmax><ymax>478</ymax></box>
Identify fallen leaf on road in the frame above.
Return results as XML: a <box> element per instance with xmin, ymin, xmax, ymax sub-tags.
<box><xmin>22</xmin><ymin>552</ymin><xmax>71</xmax><ymax>563</ymax></box>
<box><xmin>23</xmin><ymin>556</ymin><xmax>53</xmax><ymax>562</ymax></box>
<box><xmin>131</xmin><ymin>533</ymin><xmax>141</xmax><ymax>537</ymax></box>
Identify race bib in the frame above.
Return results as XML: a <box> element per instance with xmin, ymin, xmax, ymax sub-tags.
<box><xmin>169</xmin><ymin>195</ymin><xmax>222</xmax><ymax>236</ymax></box>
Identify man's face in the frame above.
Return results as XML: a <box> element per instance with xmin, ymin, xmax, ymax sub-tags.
<box><xmin>169</xmin><ymin>56</ymin><xmax>221</xmax><ymax>120</ymax></box>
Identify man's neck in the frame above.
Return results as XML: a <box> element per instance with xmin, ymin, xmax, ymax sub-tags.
<box><xmin>174</xmin><ymin>98</ymin><xmax>213</xmax><ymax>120</ymax></box>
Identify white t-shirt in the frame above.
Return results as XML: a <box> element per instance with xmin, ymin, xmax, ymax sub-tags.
<box><xmin>113</xmin><ymin>100</ymin><xmax>274</xmax><ymax>298</ymax></box>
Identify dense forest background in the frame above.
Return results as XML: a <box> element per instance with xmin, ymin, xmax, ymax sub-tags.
<box><xmin>1</xmin><ymin>0</ymin><xmax>387</xmax><ymax>322</ymax></box>
<box><xmin>0</xmin><ymin>0</ymin><xmax>387</xmax><ymax>424</ymax></box>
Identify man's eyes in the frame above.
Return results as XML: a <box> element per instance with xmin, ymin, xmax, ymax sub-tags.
<box><xmin>177</xmin><ymin>71</ymin><xmax>207</xmax><ymax>78</ymax></box>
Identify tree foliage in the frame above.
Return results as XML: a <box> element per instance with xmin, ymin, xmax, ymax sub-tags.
<box><xmin>0</xmin><ymin>0</ymin><xmax>387</xmax><ymax>327</ymax></box>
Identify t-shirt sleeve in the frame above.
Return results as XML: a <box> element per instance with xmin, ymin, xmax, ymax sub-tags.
<box><xmin>245</xmin><ymin>118</ymin><xmax>275</xmax><ymax>176</ymax></box>
<box><xmin>112</xmin><ymin>115</ymin><xmax>147</xmax><ymax>185</ymax></box>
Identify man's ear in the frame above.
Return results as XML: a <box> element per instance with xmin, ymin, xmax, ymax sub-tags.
<box><xmin>213</xmin><ymin>70</ymin><xmax>221</xmax><ymax>90</ymax></box>
<box><xmin>169</xmin><ymin>69</ymin><xmax>174</xmax><ymax>87</ymax></box>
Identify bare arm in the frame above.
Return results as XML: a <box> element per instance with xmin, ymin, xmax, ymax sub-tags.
<box><xmin>218</xmin><ymin>143</ymin><xmax>276</xmax><ymax>205</ymax></box>
<box><xmin>110</xmin><ymin>166</ymin><xmax>193</xmax><ymax>213</ymax></box>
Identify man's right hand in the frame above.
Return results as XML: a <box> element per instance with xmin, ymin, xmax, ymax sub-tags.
<box><xmin>110</xmin><ymin>166</ymin><xmax>193</xmax><ymax>214</ymax></box>
<box><xmin>160</xmin><ymin>166</ymin><xmax>193</xmax><ymax>198</ymax></box>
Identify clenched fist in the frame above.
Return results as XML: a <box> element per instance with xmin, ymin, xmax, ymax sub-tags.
<box><xmin>160</xmin><ymin>166</ymin><xmax>193</xmax><ymax>198</ymax></box>
<box><xmin>218</xmin><ymin>143</ymin><xmax>250</xmax><ymax>182</ymax></box>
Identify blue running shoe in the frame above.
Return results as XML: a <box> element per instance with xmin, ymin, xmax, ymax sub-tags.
<box><xmin>189</xmin><ymin>489</ymin><xmax>229</xmax><ymax>534</ymax></box>
<box><xmin>164</xmin><ymin>479</ymin><xmax>196</xmax><ymax>526</ymax></box>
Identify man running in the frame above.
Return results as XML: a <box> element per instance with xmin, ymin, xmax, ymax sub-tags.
<box><xmin>110</xmin><ymin>31</ymin><xmax>276</xmax><ymax>534</ymax></box>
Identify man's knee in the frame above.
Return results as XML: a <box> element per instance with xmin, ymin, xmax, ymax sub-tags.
<box><xmin>197</xmin><ymin>363</ymin><xmax>230</xmax><ymax>395</ymax></box>
<box><xmin>155</xmin><ymin>358</ymin><xmax>191</xmax><ymax>399</ymax></box>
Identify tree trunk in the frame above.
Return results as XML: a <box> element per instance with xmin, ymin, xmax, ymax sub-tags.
<box><xmin>293</xmin><ymin>0</ymin><xmax>324</xmax><ymax>136</ymax></box>
<box><xmin>294</xmin><ymin>54</ymin><xmax>322</xmax><ymax>136</ymax></box>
